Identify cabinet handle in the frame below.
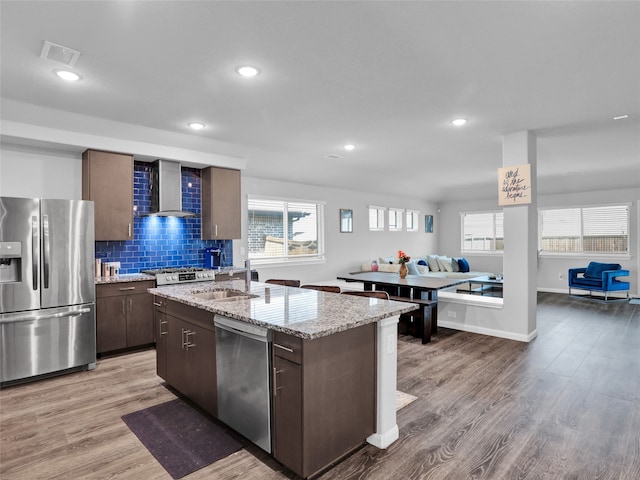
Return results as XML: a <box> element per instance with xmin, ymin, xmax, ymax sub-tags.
<box><xmin>128</xmin><ymin>223</ymin><xmax>131</xmax><ymax>238</ymax></box>
<box><xmin>215</xmin><ymin>224</ymin><xmax>218</xmax><ymax>237</ymax></box>
<box><xmin>121</xmin><ymin>299</ymin><xmax>126</xmax><ymax>316</ymax></box>
<box><xmin>153</xmin><ymin>302</ymin><xmax>163</xmax><ymax>307</ymax></box>
<box><xmin>119</xmin><ymin>286</ymin><xmax>136</xmax><ymax>291</ymax></box>
<box><xmin>128</xmin><ymin>298</ymin><xmax>133</xmax><ymax>316</ymax></box>
<box><xmin>159</xmin><ymin>319</ymin><xmax>168</xmax><ymax>336</ymax></box>
<box><xmin>274</xmin><ymin>343</ymin><xmax>294</xmax><ymax>353</ymax></box>
<box><xmin>185</xmin><ymin>330</ymin><xmax>196</xmax><ymax>350</ymax></box>
<box><xmin>273</xmin><ymin>367</ymin><xmax>284</xmax><ymax>397</ymax></box>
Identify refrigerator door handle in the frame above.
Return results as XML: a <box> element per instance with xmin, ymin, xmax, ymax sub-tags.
<box><xmin>0</xmin><ymin>307</ymin><xmax>92</xmax><ymax>324</ymax></box>
<box><xmin>42</xmin><ymin>214</ymin><xmax>50</xmax><ymax>289</ymax></box>
<box><xmin>31</xmin><ymin>215</ymin><xmax>39</xmax><ymax>290</ymax></box>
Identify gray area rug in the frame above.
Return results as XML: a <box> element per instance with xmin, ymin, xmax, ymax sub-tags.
<box><xmin>122</xmin><ymin>398</ymin><xmax>242</xmax><ymax>479</ymax></box>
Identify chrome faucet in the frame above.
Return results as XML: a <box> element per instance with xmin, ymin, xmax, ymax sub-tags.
<box><xmin>244</xmin><ymin>259</ymin><xmax>251</xmax><ymax>291</ymax></box>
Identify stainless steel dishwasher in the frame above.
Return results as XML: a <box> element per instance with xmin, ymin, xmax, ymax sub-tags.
<box><xmin>215</xmin><ymin>315</ymin><xmax>272</xmax><ymax>453</ymax></box>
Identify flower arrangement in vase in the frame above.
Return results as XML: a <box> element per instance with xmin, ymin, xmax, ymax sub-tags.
<box><xmin>397</xmin><ymin>250</ymin><xmax>410</xmax><ymax>278</ymax></box>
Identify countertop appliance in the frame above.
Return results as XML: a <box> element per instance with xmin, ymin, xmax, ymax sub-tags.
<box><xmin>215</xmin><ymin>315</ymin><xmax>272</xmax><ymax>453</ymax></box>
<box><xmin>0</xmin><ymin>197</ymin><xmax>96</xmax><ymax>386</ymax></box>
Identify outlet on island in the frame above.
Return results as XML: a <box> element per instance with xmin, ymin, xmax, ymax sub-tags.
<box><xmin>447</xmin><ymin>311</ymin><xmax>457</xmax><ymax>318</ymax></box>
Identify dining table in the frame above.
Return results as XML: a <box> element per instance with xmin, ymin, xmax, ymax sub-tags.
<box><xmin>337</xmin><ymin>271</ymin><xmax>471</xmax><ymax>343</ymax></box>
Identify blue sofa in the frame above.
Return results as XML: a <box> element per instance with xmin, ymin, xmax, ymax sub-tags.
<box><xmin>568</xmin><ymin>262</ymin><xmax>630</xmax><ymax>301</ymax></box>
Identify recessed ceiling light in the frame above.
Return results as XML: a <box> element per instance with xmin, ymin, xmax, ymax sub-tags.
<box><xmin>344</xmin><ymin>144</ymin><xmax>356</xmax><ymax>151</ymax></box>
<box><xmin>55</xmin><ymin>69</ymin><xmax>81</xmax><ymax>81</ymax></box>
<box><xmin>613</xmin><ymin>114</ymin><xmax>629</xmax><ymax>120</ymax></box>
<box><xmin>188</xmin><ymin>122</ymin><xmax>205</xmax><ymax>130</ymax></box>
<box><xmin>451</xmin><ymin>118</ymin><xmax>467</xmax><ymax>127</ymax></box>
<box><xmin>236</xmin><ymin>66</ymin><xmax>260</xmax><ymax>77</ymax></box>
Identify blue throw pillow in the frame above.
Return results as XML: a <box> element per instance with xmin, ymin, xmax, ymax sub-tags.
<box><xmin>457</xmin><ymin>258</ymin><xmax>470</xmax><ymax>273</ymax></box>
<box><xmin>417</xmin><ymin>259</ymin><xmax>427</xmax><ymax>266</ymax></box>
<box><xmin>406</xmin><ymin>261</ymin><xmax>420</xmax><ymax>275</ymax></box>
<box><xmin>584</xmin><ymin>262</ymin><xmax>621</xmax><ymax>279</ymax></box>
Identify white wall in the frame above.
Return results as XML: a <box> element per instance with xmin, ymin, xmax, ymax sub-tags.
<box><xmin>0</xmin><ymin>143</ymin><xmax>82</xmax><ymax>199</ymax></box>
<box><xmin>237</xmin><ymin>176</ymin><xmax>438</xmax><ymax>284</ymax></box>
<box><xmin>438</xmin><ymin>188</ymin><xmax>639</xmax><ymax>296</ymax></box>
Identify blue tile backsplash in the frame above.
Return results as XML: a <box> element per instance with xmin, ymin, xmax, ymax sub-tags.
<box><xmin>95</xmin><ymin>162</ymin><xmax>233</xmax><ymax>273</ymax></box>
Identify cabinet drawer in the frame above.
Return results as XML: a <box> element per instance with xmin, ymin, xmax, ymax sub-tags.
<box><xmin>153</xmin><ymin>295</ymin><xmax>167</xmax><ymax>312</ymax></box>
<box><xmin>97</xmin><ymin>281</ymin><xmax>155</xmax><ymax>298</ymax></box>
<box><xmin>165</xmin><ymin>299</ymin><xmax>215</xmax><ymax>332</ymax></box>
<box><xmin>273</xmin><ymin>331</ymin><xmax>302</xmax><ymax>364</ymax></box>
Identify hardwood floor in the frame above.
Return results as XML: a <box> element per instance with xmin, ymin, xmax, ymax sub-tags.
<box><xmin>1</xmin><ymin>293</ymin><xmax>638</xmax><ymax>479</ymax></box>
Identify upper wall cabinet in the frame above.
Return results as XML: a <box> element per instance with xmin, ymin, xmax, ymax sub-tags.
<box><xmin>201</xmin><ymin>167</ymin><xmax>241</xmax><ymax>240</ymax></box>
<box><xmin>82</xmin><ymin>149</ymin><xmax>134</xmax><ymax>241</ymax></box>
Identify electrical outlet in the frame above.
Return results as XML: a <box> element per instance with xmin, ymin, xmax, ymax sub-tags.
<box><xmin>448</xmin><ymin>311</ymin><xmax>457</xmax><ymax>318</ymax></box>
<box><xmin>559</xmin><ymin>273</ymin><xmax>563</xmax><ymax>280</ymax></box>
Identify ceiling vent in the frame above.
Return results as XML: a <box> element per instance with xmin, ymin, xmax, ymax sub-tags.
<box><xmin>40</xmin><ymin>41</ymin><xmax>81</xmax><ymax>67</ymax></box>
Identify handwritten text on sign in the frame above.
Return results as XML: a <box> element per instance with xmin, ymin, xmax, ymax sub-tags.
<box><xmin>498</xmin><ymin>164</ymin><xmax>531</xmax><ymax>206</ymax></box>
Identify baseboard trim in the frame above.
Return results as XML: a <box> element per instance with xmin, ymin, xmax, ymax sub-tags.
<box><xmin>438</xmin><ymin>320</ymin><xmax>538</xmax><ymax>343</ymax></box>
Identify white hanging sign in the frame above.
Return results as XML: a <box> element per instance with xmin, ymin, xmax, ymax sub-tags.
<box><xmin>498</xmin><ymin>164</ymin><xmax>532</xmax><ymax>206</ymax></box>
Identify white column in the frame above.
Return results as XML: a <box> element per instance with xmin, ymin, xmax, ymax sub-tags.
<box><xmin>367</xmin><ymin>315</ymin><xmax>399</xmax><ymax>448</ymax></box>
<box><xmin>502</xmin><ymin>131</ymin><xmax>538</xmax><ymax>338</ymax></box>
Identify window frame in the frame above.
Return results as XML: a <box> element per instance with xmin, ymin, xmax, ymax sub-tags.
<box><xmin>406</xmin><ymin>209</ymin><xmax>420</xmax><ymax>232</ymax></box>
<box><xmin>369</xmin><ymin>205</ymin><xmax>386</xmax><ymax>231</ymax></box>
<box><xmin>460</xmin><ymin>210</ymin><xmax>504</xmax><ymax>254</ymax></box>
<box><xmin>538</xmin><ymin>203</ymin><xmax>630</xmax><ymax>258</ymax></box>
<box><xmin>247</xmin><ymin>195</ymin><xmax>326</xmax><ymax>266</ymax></box>
<box><xmin>388</xmin><ymin>208</ymin><xmax>404</xmax><ymax>232</ymax></box>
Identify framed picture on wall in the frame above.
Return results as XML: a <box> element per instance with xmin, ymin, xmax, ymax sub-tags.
<box><xmin>340</xmin><ymin>209</ymin><xmax>353</xmax><ymax>233</ymax></box>
<box><xmin>425</xmin><ymin>215</ymin><xmax>433</xmax><ymax>233</ymax></box>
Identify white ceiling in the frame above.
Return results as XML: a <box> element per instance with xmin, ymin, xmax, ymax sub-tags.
<box><xmin>1</xmin><ymin>1</ymin><xmax>639</xmax><ymax>202</ymax></box>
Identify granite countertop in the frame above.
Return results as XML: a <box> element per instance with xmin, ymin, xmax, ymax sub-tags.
<box><xmin>95</xmin><ymin>273</ymin><xmax>155</xmax><ymax>285</ymax></box>
<box><xmin>149</xmin><ymin>280</ymin><xmax>417</xmax><ymax>340</ymax></box>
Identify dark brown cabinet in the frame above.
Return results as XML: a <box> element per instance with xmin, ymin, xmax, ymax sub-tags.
<box><xmin>95</xmin><ymin>281</ymin><xmax>154</xmax><ymax>354</ymax></box>
<box><xmin>82</xmin><ymin>149</ymin><xmax>134</xmax><ymax>241</ymax></box>
<box><xmin>153</xmin><ymin>296</ymin><xmax>168</xmax><ymax>380</ymax></box>
<box><xmin>161</xmin><ymin>299</ymin><xmax>217</xmax><ymax>416</ymax></box>
<box><xmin>201</xmin><ymin>166</ymin><xmax>241</xmax><ymax>240</ymax></box>
<box><xmin>272</xmin><ymin>325</ymin><xmax>376</xmax><ymax>478</ymax></box>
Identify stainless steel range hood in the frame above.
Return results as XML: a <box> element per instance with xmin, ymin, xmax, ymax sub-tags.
<box><xmin>147</xmin><ymin>159</ymin><xmax>197</xmax><ymax>217</ymax></box>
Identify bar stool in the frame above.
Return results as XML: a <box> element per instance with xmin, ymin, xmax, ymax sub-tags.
<box><xmin>301</xmin><ymin>284</ymin><xmax>341</xmax><ymax>293</ymax></box>
<box><xmin>265</xmin><ymin>279</ymin><xmax>301</xmax><ymax>287</ymax></box>
<box><xmin>341</xmin><ymin>290</ymin><xmax>389</xmax><ymax>300</ymax></box>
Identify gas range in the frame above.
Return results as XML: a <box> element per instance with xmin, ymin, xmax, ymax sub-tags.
<box><xmin>142</xmin><ymin>267</ymin><xmax>216</xmax><ymax>286</ymax></box>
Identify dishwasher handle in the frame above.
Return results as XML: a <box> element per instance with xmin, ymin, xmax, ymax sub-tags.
<box><xmin>214</xmin><ymin>315</ymin><xmax>269</xmax><ymax>343</ymax></box>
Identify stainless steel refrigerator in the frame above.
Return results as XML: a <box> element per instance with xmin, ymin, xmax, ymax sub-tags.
<box><xmin>0</xmin><ymin>197</ymin><xmax>96</xmax><ymax>386</ymax></box>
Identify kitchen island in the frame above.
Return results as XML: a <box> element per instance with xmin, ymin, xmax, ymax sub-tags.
<box><xmin>149</xmin><ymin>280</ymin><xmax>416</xmax><ymax>478</ymax></box>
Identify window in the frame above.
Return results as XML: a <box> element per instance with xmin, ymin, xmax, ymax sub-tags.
<box><xmin>388</xmin><ymin>208</ymin><xmax>404</xmax><ymax>232</ymax></box>
<box><xmin>369</xmin><ymin>206</ymin><xmax>385</xmax><ymax>231</ymax></box>
<box><xmin>539</xmin><ymin>204</ymin><xmax>629</xmax><ymax>255</ymax></box>
<box><xmin>461</xmin><ymin>211</ymin><xmax>504</xmax><ymax>252</ymax></box>
<box><xmin>248</xmin><ymin>196</ymin><xmax>324</xmax><ymax>264</ymax></box>
<box><xmin>406</xmin><ymin>210</ymin><xmax>420</xmax><ymax>232</ymax></box>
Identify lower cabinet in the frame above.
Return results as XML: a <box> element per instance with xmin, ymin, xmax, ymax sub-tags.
<box><xmin>96</xmin><ymin>281</ymin><xmax>154</xmax><ymax>354</ymax></box>
<box><xmin>272</xmin><ymin>324</ymin><xmax>376</xmax><ymax>478</ymax></box>
<box><xmin>159</xmin><ymin>299</ymin><xmax>217</xmax><ymax>417</ymax></box>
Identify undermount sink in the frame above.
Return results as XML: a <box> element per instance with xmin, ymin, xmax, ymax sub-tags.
<box><xmin>191</xmin><ymin>289</ymin><xmax>254</xmax><ymax>301</ymax></box>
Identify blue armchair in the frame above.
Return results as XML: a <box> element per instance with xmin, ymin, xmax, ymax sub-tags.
<box><xmin>568</xmin><ymin>262</ymin><xmax>630</xmax><ymax>301</ymax></box>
